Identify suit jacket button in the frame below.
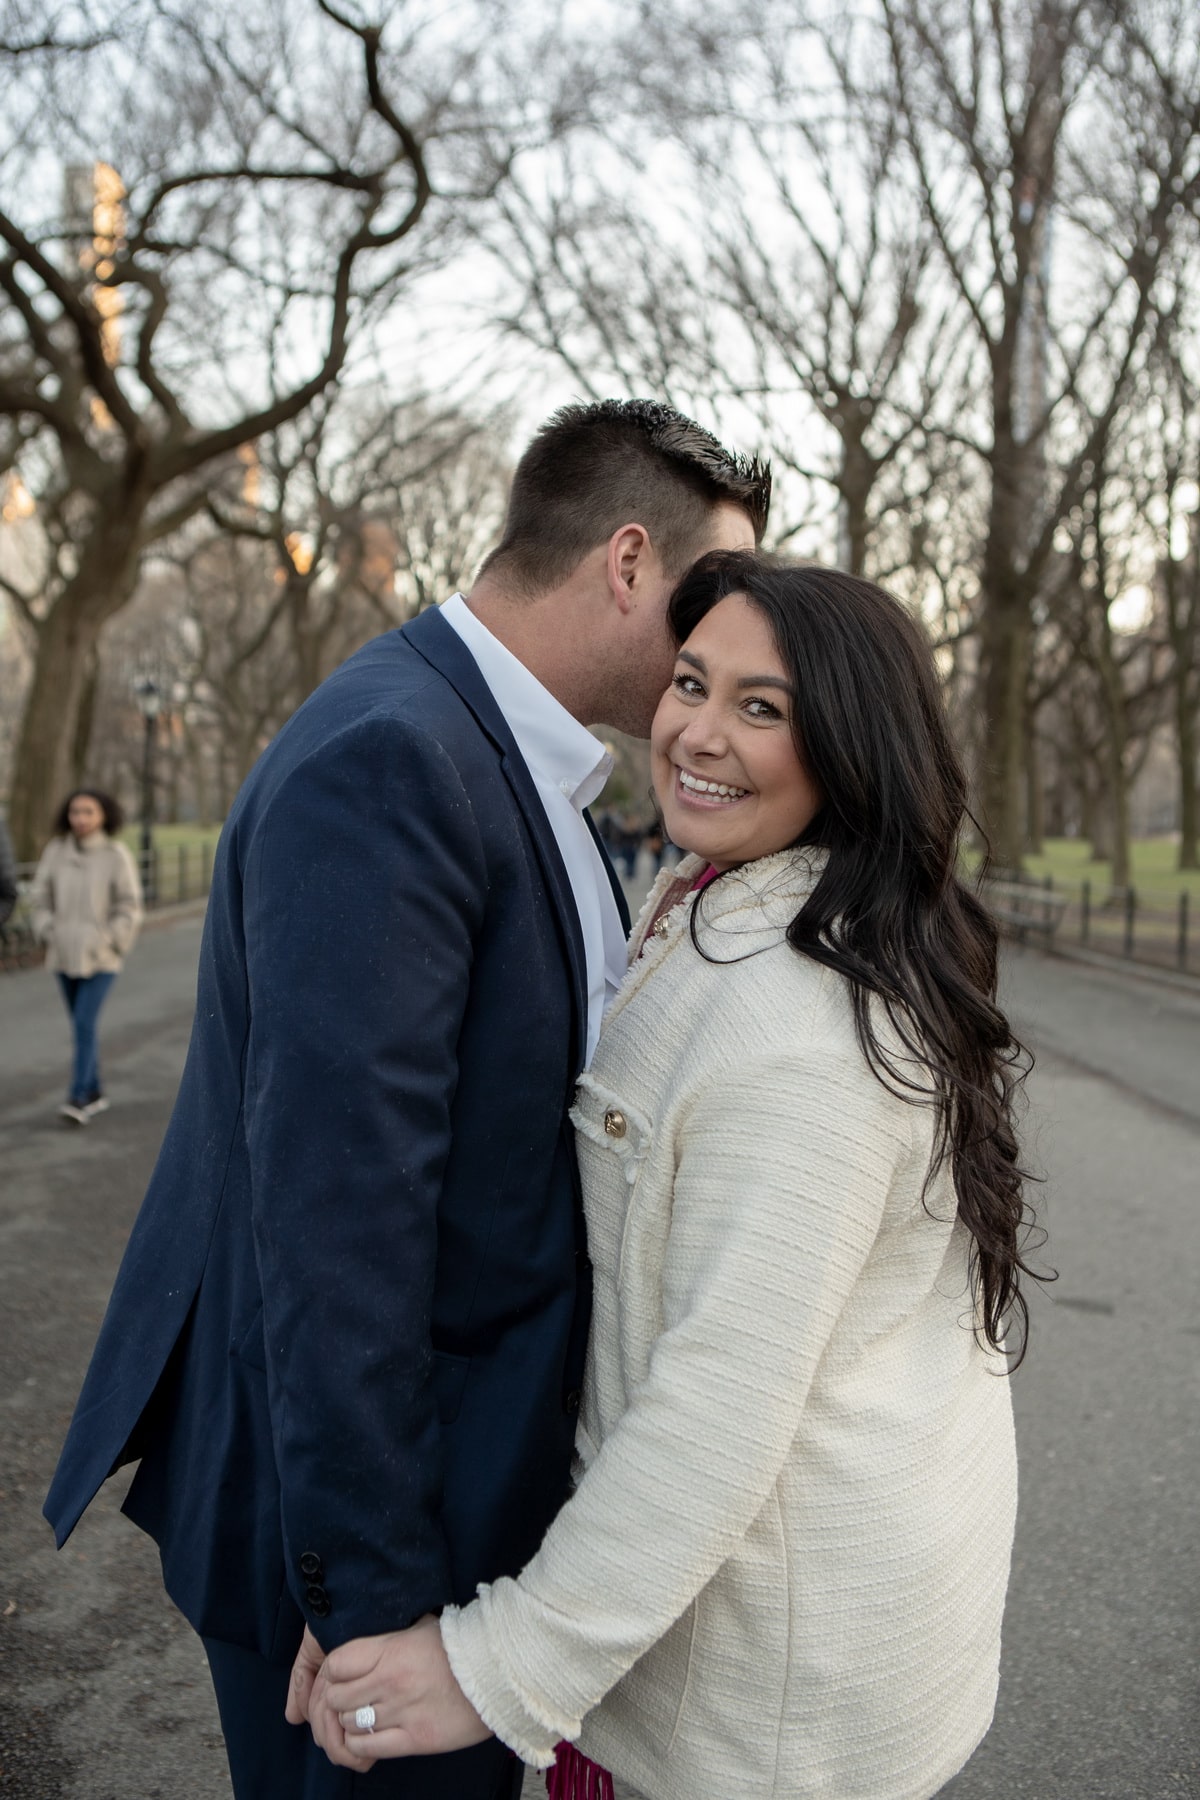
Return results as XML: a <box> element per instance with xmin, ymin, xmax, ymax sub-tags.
<box><xmin>306</xmin><ymin>1584</ymin><xmax>332</xmax><ymax>1615</ymax></box>
<box><xmin>603</xmin><ymin>1109</ymin><xmax>626</xmax><ymax>1139</ymax></box>
<box><xmin>564</xmin><ymin>1388</ymin><xmax>581</xmax><ymax>1415</ymax></box>
<box><xmin>299</xmin><ymin>1552</ymin><xmax>324</xmax><ymax>1581</ymax></box>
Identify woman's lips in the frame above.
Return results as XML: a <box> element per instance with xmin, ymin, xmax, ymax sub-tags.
<box><xmin>673</xmin><ymin>766</ymin><xmax>750</xmax><ymax>806</ymax></box>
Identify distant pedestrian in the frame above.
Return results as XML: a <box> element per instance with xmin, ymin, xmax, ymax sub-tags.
<box><xmin>30</xmin><ymin>790</ymin><xmax>143</xmax><ymax>1124</ymax></box>
<box><xmin>0</xmin><ymin>814</ymin><xmax>16</xmax><ymax>929</ymax></box>
<box><xmin>641</xmin><ymin>822</ymin><xmax>665</xmax><ymax>874</ymax></box>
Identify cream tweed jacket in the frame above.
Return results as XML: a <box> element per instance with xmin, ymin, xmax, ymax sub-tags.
<box><xmin>442</xmin><ymin>849</ymin><xmax>1018</xmax><ymax>1800</ymax></box>
<box><xmin>31</xmin><ymin>830</ymin><xmax>143</xmax><ymax>977</ymax></box>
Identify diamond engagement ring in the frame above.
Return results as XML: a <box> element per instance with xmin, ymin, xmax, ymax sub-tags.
<box><xmin>354</xmin><ymin>1705</ymin><xmax>377</xmax><ymax>1733</ymax></box>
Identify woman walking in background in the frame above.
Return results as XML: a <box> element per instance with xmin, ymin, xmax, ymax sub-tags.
<box><xmin>31</xmin><ymin>789</ymin><xmax>143</xmax><ymax>1125</ymax></box>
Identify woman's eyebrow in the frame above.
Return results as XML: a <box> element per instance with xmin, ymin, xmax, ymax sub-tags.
<box><xmin>676</xmin><ymin>647</ymin><xmax>792</xmax><ymax>695</ymax></box>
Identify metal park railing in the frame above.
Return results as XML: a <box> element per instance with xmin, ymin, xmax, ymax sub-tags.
<box><xmin>983</xmin><ymin>870</ymin><xmax>1196</xmax><ymax>977</ymax></box>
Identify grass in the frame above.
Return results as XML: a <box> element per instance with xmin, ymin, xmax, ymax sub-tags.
<box><xmin>981</xmin><ymin>837</ymin><xmax>1197</xmax><ymax>972</ymax></box>
<box><xmin>118</xmin><ymin>821</ymin><xmax>223</xmax><ymax>855</ymax></box>
<box><xmin>112</xmin><ymin>826</ymin><xmax>1194</xmax><ymax>908</ymax></box>
<box><xmin>1017</xmin><ymin>837</ymin><xmax>1199</xmax><ymax>906</ymax></box>
<box><xmin>118</xmin><ymin>821</ymin><xmax>223</xmax><ymax>905</ymax></box>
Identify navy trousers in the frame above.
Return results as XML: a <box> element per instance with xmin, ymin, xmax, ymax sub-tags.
<box><xmin>203</xmin><ymin>1637</ymin><xmax>527</xmax><ymax>1800</ymax></box>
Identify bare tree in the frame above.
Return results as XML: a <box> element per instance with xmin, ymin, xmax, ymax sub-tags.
<box><xmin>205</xmin><ymin>393</ymin><xmax>508</xmax><ymax>700</ymax></box>
<box><xmin>880</xmin><ymin>0</ymin><xmax>1200</xmax><ymax>867</ymax></box>
<box><xmin>87</xmin><ymin>403</ymin><xmax>513</xmax><ymax>818</ymax></box>
<box><xmin>0</xmin><ymin>0</ymin><xmax>576</xmax><ymax>852</ymax></box>
<box><xmin>1150</xmin><ymin>304</ymin><xmax>1200</xmax><ymax>869</ymax></box>
<box><xmin>1059</xmin><ymin>455</ymin><xmax>1172</xmax><ymax>885</ymax></box>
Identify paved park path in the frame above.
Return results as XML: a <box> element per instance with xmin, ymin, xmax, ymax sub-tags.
<box><xmin>1</xmin><ymin>912</ymin><xmax>1196</xmax><ymax>1798</ymax></box>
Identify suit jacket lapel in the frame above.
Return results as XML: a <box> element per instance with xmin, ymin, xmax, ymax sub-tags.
<box><xmin>402</xmin><ymin>606</ymin><xmax>589</xmax><ymax>1072</ymax></box>
<box><xmin>583</xmin><ymin>809</ymin><xmax>631</xmax><ymax>936</ymax></box>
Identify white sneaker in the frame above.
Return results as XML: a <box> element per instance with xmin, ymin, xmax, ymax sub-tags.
<box><xmin>83</xmin><ymin>1096</ymin><xmax>111</xmax><ymax>1117</ymax></box>
<box><xmin>58</xmin><ymin>1102</ymin><xmax>90</xmax><ymax>1125</ymax></box>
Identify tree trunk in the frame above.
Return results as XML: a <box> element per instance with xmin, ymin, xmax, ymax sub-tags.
<box><xmin>7</xmin><ymin>505</ymin><xmax>144</xmax><ymax>858</ymax></box>
<box><xmin>1106</xmin><ymin>762</ymin><xmax>1131</xmax><ymax>892</ymax></box>
<box><xmin>1024</xmin><ymin>710</ymin><xmax>1044</xmax><ymax>855</ymax></box>
<box><xmin>8</xmin><ymin>607</ymin><xmax>107</xmax><ymax>858</ymax></box>
<box><xmin>71</xmin><ymin>648</ymin><xmax>100</xmax><ymax>789</ymax></box>
<box><xmin>216</xmin><ymin>753</ymin><xmax>234</xmax><ymax>823</ymax></box>
<box><xmin>1163</xmin><ymin>542</ymin><xmax>1199</xmax><ymax>871</ymax></box>
<box><xmin>978</xmin><ymin>589</ymin><xmax>1031</xmax><ymax>872</ymax></box>
<box><xmin>188</xmin><ymin>724</ymin><xmax>213</xmax><ymax>829</ymax></box>
<box><xmin>838</xmin><ymin>455</ymin><xmax>873</xmax><ymax>579</ymax></box>
<box><xmin>1178</xmin><ymin>673</ymin><xmax>1198</xmax><ymax>871</ymax></box>
<box><xmin>289</xmin><ymin>575</ymin><xmax>326</xmax><ymax>705</ymax></box>
<box><xmin>1089</xmin><ymin>539</ymin><xmax>1134</xmax><ymax>891</ymax></box>
<box><xmin>1044</xmin><ymin>762</ymin><xmax>1068</xmax><ymax>838</ymax></box>
<box><xmin>978</xmin><ymin>386</ymin><xmax>1037</xmax><ymax>873</ymax></box>
<box><xmin>1079</xmin><ymin>768</ymin><xmax>1097</xmax><ymax>851</ymax></box>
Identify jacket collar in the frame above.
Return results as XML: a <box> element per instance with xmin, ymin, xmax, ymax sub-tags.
<box><xmin>402</xmin><ymin>604</ymin><xmax>591</xmax><ymax>1074</ymax></box>
<box><xmin>438</xmin><ymin>595</ymin><xmax>612</xmax><ymax>808</ymax></box>
<box><xmin>682</xmin><ymin>846</ymin><xmax>828</xmax><ymax>920</ymax></box>
<box><xmin>611</xmin><ymin>846</ymin><xmax>829</xmax><ymax>1029</ymax></box>
<box><xmin>632</xmin><ymin>846</ymin><xmax>828</xmax><ymax>942</ymax></box>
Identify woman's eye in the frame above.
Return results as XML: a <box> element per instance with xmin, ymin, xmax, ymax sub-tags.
<box><xmin>745</xmin><ymin>696</ymin><xmax>783</xmax><ymax>720</ymax></box>
<box><xmin>672</xmin><ymin>672</ymin><xmax>705</xmax><ymax>698</ymax></box>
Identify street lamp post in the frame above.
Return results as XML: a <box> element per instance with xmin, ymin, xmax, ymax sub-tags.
<box><xmin>134</xmin><ymin>676</ymin><xmax>161</xmax><ymax>904</ymax></box>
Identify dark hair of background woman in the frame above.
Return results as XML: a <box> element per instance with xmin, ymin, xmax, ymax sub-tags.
<box><xmin>52</xmin><ymin>789</ymin><xmax>125</xmax><ymax>837</ymax></box>
<box><xmin>669</xmin><ymin>550</ymin><xmax>1045</xmax><ymax>1364</ymax></box>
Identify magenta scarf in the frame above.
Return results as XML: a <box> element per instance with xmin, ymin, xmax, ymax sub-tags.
<box><xmin>546</xmin><ymin>1741</ymin><xmax>615</xmax><ymax>1799</ymax></box>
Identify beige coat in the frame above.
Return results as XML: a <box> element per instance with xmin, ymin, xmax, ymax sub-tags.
<box><xmin>31</xmin><ymin>831</ymin><xmax>143</xmax><ymax>977</ymax></box>
<box><xmin>442</xmin><ymin>850</ymin><xmax>1018</xmax><ymax>1800</ymax></box>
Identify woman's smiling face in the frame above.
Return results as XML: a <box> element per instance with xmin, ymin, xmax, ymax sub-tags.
<box><xmin>651</xmin><ymin>592</ymin><xmax>822</xmax><ymax>871</ymax></box>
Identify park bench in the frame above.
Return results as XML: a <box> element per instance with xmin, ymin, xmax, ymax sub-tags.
<box><xmin>981</xmin><ymin>877</ymin><xmax>1069</xmax><ymax>943</ymax></box>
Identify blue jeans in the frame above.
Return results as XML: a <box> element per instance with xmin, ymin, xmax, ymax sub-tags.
<box><xmin>56</xmin><ymin>971</ymin><xmax>116</xmax><ymax>1105</ymax></box>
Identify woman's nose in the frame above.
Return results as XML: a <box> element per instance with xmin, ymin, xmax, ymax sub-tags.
<box><xmin>678</xmin><ymin>705</ymin><xmax>726</xmax><ymax>757</ymax></box>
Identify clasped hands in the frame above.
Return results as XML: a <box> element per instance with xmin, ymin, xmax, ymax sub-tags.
<box><xmin>287</xmin><ymin>1616</ymin><xmax>492</xmax><ymax>1771</ymax></box>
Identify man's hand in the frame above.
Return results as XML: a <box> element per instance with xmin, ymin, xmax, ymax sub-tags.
<box><xmin>308</xmin><ymin>1615</ymin><xmax>493</xmax><ymax>1766</ymax></box>
<box><xmin>285</xmin><ymin>1626</ymin><xmax>327</xmax><ymax>1729</ymax></box>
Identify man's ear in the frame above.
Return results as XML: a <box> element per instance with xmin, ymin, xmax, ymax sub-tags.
<box><xmin>605</xmin><ymin>523</ymin><xmax>654</xmax><ymax>613</ymax></box>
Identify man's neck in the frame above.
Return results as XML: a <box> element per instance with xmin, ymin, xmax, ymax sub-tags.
<box><xmin>461</xmin><ymin>580</ymin><xmax>594</xmax><ymax>724</ymax></box>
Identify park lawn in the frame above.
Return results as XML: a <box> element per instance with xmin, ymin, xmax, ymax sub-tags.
<box><xmin>119</xmin><ymin>822</ymin><xmax>223</xmax><ymax>904</ymax></box>
<box><xmin>1020</xmin><ymin>837</ymin><xmax>1199</xmax><ymax>905</ymax></box>
<box><xmin>119</xmin><ymin>822</ymin><xmax>223</xmax><ymax>855</ymax></box>
<box><xmin>123</xmin><ymin>827</ymin><xmax>1195</xmax><ymax>904</ymax></box>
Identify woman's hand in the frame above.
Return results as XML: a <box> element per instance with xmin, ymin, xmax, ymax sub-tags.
<box><xmin>306</xmin><ymin>1616</ymin><xmax>493</xmax><ymax>1767</ymax></box>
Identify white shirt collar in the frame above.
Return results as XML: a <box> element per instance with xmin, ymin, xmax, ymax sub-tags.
<box><xmin>440</xmin><ymin>594</ymin><xmax>613</xmax><ymax>809</ymax></box>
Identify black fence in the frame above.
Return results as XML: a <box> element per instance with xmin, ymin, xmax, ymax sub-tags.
<box><xmin>983</xmin><ymin>871</ymin><xmax>1195</xmax><ymax>977</ymax></box>
<box><xmin>0</xmin><ymin>842</ymin><xmax>217</xmax><ymax>975</ymax></box>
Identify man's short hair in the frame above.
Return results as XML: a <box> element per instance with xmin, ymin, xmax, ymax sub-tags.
<box><xmin>479</xmin><ymin>399</ymin><xmax>771</xmax><ymax>594</ymax></box>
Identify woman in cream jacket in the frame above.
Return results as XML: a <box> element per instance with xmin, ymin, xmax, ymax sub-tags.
<box><xmin>32</xmin><ymin>788</ymin><xmax>143</xmax><ymax>1122</ymax></box>
<box><xmin>312</xmin><ymin>555</ymin><xmax>1039</xmax><ymax>1800</ymax></box>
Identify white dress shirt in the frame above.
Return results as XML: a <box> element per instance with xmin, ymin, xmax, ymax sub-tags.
<box><xmin>439</xmin><ymin>594</ymin><xmax>627</xmax><ymax>1064</ymax></box>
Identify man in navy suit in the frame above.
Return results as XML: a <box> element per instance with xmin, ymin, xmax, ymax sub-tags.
<box><xmin>44</xmin><ymin>399</ymin><xmax>768</xmax><ymax>1799</ymax></box>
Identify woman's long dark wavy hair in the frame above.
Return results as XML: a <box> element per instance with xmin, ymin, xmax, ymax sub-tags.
<box><xmin>669</xmin><ymin>551</ymin><xmax>1045</xmax><ymax>1364</ymax></box>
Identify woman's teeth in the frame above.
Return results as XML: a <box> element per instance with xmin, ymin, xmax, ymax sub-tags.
<box><xmin>678</xmin><ymin>769</ymin><xmax>748</xmax><ymax>802</ymax></box>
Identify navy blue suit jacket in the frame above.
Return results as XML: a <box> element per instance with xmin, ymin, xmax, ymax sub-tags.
<box><xmin>45</xmin><ymin>609</ymin><xmax>628</xmax><ymax>1661</ymax></box>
